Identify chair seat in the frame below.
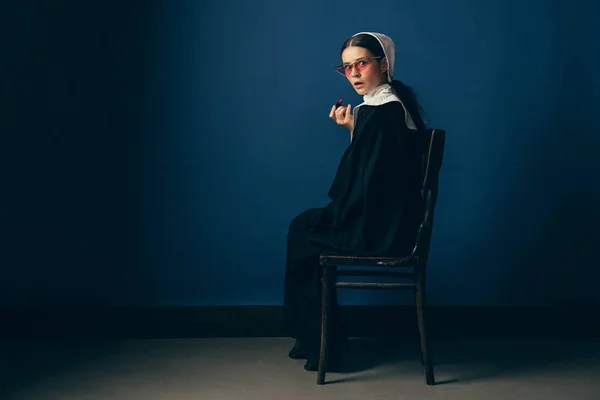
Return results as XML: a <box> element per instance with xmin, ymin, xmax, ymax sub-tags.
<box><xmin>319</xmin><ymin>253</ymin><xmax>415</xmax><ymax>267</ymax></box>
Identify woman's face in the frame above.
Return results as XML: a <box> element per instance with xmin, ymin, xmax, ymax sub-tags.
<box><xmin>341</xmin><ymin>46</ymin><xmax>387</xmax><ymax>95</ymax></box>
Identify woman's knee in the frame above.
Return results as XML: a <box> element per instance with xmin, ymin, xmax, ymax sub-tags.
<box><xmin>288</xmin><ymin>213</ymin><xmax>305</xmax><ymax>238</ymax></box>
<box><xmin>288</xmin><ymin>208</ymin><xmax>321</xmax><ymax>235</ymax></box>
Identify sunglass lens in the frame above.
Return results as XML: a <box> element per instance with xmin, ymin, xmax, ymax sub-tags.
<box><xmin>335</xmin><ymin>66</ymin><xmax>346</xmax><ymax>76</ymax></box>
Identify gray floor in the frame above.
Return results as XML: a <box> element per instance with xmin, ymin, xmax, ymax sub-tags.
<box><xmin>1</xmin><ymin>336</ymin><xmax>599</xmax><ymax>399</ymax></box>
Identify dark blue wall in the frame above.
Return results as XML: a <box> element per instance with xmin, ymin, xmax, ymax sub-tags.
<box><xmin>2</xmin><ymin>0</ymin><xmax>599</xmax><ymax>307</ymax></box>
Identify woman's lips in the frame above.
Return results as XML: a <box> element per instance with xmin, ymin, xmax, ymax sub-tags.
<box><xmin>354</xmin><ymin>82</ymin><xmax>364</xmax><ymax>88</ymax></box>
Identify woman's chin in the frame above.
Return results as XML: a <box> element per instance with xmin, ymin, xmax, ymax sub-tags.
<box><xmin>354</xmin><ymin>82</ymin><xmax>373</xmax><ymax>94</ymax></box>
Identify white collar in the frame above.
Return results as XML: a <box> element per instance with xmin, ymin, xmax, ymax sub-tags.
<box><xmin>361</xmin><ymin>83</ymin><xmax>400</xmax><ymax>106</ymax></box>
<box><xmin>353</xmin><ymin>83</ymin><xmax>418</xmax><ymax>130</ymax></box>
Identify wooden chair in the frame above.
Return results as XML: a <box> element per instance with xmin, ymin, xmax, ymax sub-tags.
<box><xmin>316</xmin><ymin>128</ymin><xmax>446</xmax><ymax>385</ymax></box>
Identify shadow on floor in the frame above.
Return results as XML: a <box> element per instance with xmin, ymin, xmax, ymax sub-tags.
<box><xmin>433</xmin><ymin>336</ymin><xmax>600</xmax><ymax>384</ymax></box>
<box><xmin>325</xmin><ymin>335</ymin><xmax>600</xmax><ymax>385</ymax></box>
<box><xmin>0</xmin><ymin>339</ymin><xmax>127</xmax><ymax>398</ymax></box>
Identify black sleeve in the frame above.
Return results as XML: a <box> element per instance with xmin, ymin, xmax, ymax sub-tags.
<box><xmin>309</xmin><ymin>102</ymin><xmax>423</xmax><ymax>256</ymax></box>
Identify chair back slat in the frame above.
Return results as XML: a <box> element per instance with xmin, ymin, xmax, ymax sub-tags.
<box><xmin>413</xmin><ymin>129</ymin><xmax>446</xmax><ymax>256</ymax></box>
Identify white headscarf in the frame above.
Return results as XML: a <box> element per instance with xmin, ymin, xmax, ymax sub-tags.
<box><xmin>348</xmin><ymin>32</ymin><xmax>424</xmax><ymax>133</ymax></box>
<box><xmin>351</xmin><ymin>32</ymin><xmax>395</xmax><ymax>83</ymax></box>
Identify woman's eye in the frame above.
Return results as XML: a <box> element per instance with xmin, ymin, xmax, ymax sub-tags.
<box><xmin>358</xmin><ymin>61</ymin><xmax>368</xmax><ymax>67</ymax></box>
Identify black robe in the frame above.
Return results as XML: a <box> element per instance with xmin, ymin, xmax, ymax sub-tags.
<box><xmin>310</xmin><ymin>101</ymin><xmax>424</xmax><ymax>256</ymax></box>
<box><xmin>283</xmin><ymin>101</ymin><xmax>424</xmax><ymax>361</ymax></box>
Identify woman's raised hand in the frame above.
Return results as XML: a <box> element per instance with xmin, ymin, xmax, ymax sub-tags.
<box><xmin>329</xmin><ymin>103</ymin><xmax>354</xmax><ymax>132</ymax></box>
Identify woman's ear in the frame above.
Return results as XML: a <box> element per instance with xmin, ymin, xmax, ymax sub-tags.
<box><xmin>380</xmin><ymin>57</ymin><xmax>388</xmax><ymax>73</ymax></box>
<box><xmin>379</xmin><ymin>57</ymin><xmax>389</xmax><ymax>83</ymax></box>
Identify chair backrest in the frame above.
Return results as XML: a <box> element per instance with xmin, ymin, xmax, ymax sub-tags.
<box><xmin>413</xmin><ymin>129</ymin><xmax>446</xmax><ymax>257</ymax></box>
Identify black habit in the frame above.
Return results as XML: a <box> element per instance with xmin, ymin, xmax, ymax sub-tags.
<box><xmin>283</xmin><ymin>101</ymin><xmax>425</xmax><ymax>363</ymax></box>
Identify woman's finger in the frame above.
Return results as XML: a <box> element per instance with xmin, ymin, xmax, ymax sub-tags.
<box><xmin>329</xmin><ymin>104</ymin><xmax>336</xmax><ymax>119</ymax></box>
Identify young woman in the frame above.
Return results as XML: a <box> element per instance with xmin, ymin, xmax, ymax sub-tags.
<box><xmin>283</xmin><ymin>32</ymin><xmax>427</xmax><ymax>371</ymax></box>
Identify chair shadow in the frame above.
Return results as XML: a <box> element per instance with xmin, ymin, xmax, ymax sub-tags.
<box><xmin>432</xmin><ymin>336</ymin><xmax>600</xmax><ymax>384</ymax></box>
<box><xmin>323</xmin><ymin>335</ymin><xmax>600</xmax><ymax>385</ymax></box>
<box><xmin>324</xmin><ymin>335</ymin><xmax>423</xmax><ymax>384</ymax></box>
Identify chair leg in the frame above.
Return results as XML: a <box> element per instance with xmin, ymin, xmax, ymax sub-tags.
<box><xmin>415</xmin><ymin>288</ymin><xmax>425</xmax><ymax>367</ymax></box>
<box><xmin>416</xmin><ymin>270</ymin><xmax>435</xmax><ymax>385</ymax></box>
<box><xmin>317</xmin><ymin>266</ymin><xmax>331</xmax><ymax>385</ymax></box>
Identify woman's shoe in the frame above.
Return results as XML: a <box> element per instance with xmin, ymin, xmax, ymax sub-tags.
<box><xmin>303</xmin><ymin>360</ymin><xmax>319</xmax><ymax>371</ymax></box>
<box><xmin>303</xmin><ymin>352</ymin><xmax>343</xmax><ymax>372</ymax></box>
<box><xmin>303</xmin><ymin>344</ymin><xmax>344</xmax><ymax>372</ymax></box>
<box><xmin>288</xmin><ymin>340</ymin><xmax>307</xmax><ymax>359</ymax></box>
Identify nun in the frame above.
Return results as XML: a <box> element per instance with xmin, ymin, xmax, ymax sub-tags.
<box><xmin>283</xmin><ymin>32</ymin><xmax>427</xmax><ymax>371</ymax></box>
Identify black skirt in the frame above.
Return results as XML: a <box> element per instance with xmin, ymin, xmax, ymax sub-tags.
<box><xmin>282</xmin><ymin>208</ymin><xmax>345</xmax><ymax>360</ymax></box>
